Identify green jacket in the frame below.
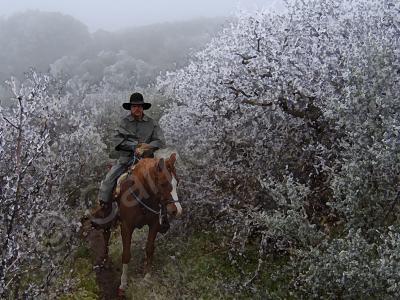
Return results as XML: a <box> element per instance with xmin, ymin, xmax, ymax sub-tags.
<box><xmin>110</xmin><ymin>114</ymin><xmax>165</xmax><ymax>163</ymax></box>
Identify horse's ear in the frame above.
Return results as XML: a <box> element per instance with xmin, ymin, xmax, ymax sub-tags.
<box><xmin>169</xmin><ymin>153</ymin><xmax>176</xmax><ymax>165</ymax></box>
<box><xmin>157</xmin><ymin>158</ymin><xmax>165</xmax><ymax>172</ymax></box>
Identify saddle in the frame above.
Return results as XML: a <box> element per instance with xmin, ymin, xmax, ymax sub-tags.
<box><xmin>115</xmin><ymin>168</ymin><xmax>133</xmax><ymax>197</ymax></box>
<box><xmin>113</xmin><ymin>164</ymin><xmax>170</xmax><ymax>232</ymax></box>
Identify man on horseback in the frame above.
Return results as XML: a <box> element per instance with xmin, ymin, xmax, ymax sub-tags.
<box><xmin>92</xmin><ymin>92</ymin><xmax>165</xmax><ymax>223</ymax></box>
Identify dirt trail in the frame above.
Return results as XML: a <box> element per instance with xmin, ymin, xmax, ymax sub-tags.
<box><xmin>85</xmin><ymin>226</ymin><xmax>121</xmax><ymax>300</ymax></box>
<box><xmin>80</xmin><ymin>220</ymin><xmax>163</xmax><ymax>299</ymax></box>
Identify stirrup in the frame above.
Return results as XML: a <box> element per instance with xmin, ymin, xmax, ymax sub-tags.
<box><xmin>91</xmin><ymin>202</ymin><xmax>119</xmax><ymax>227</ymax></box>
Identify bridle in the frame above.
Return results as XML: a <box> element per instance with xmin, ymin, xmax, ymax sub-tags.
<box><xmin>128</xmin><ymin>156</ymin><xmax>180</xmax><ymax>223</ymax></box>
<box><xmin>129</xmin><ymin>184</ymin><xmax>179</xmax><ymax>226</ymax></box>
<box><xmin>127</xmin><ymin>154</ymin><xmax>140</xmax><ymax>166</ymax></box>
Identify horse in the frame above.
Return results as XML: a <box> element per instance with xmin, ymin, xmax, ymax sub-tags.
<box><xmin>98</xmin><ymin>152</ymin><xmax>182</xmax><ymax>297</ymax></box>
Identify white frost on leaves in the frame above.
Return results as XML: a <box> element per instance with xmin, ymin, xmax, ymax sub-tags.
<box><xmin>0</xmin><ymin>70</ymin><xmax>108</xmax><ymax>297</ymax></box>
<box><xmin>157</xmin><ymin>0</ymin><xmax>400</xmax><ymax>297</ymax></box>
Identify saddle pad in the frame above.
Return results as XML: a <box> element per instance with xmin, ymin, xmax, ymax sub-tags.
<box><xmin>115</xmin><ymin>165</ymin><xmax>136</xmax><ymax>196</ymax></box>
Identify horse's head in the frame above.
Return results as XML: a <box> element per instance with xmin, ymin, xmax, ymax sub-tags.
<box><xmin>154</xmin><ymin>153</ymin><xmax>182</xmax><ymax>218</ymax></box>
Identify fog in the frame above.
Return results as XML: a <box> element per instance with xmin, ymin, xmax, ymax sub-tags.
<box><xmin>1</xmin><ymin>0</ymin><xmax>283</xmax><ymax>32</ymax></box>
<box><xmin>0</xmin><ymin>0</ymin><xmax>285</xmax><ymax>96</ymax></box>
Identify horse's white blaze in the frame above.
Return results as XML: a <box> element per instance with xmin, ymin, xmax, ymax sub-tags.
<box><xmin>119</xmin><ymin>263</ymin><xmax>129</xmax><ymax>290</ymax></box>
<box><xmin>171</xmin><ymin>176</ymin><xmax>178</xmax><ymax>201</ymax></box>
<box><xmin>174</xmin><ymin>201</ymin><xmax>183</xmax><ymax>217</ymax></box>
<box><xmin>170</xmin><ymin>175</ymin><xmax>182</xmax><ymax>217</ymax></box>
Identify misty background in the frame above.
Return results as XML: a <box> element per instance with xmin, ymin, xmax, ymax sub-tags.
<box><xmin>1</xmin><ymin>0</ymin><xmax>283</xmax><ymax>32</ymax></box>
<box><xmin>0</xmin><ymin>0</ymin><xmax>284</xmax><ymax>95</ymax></box>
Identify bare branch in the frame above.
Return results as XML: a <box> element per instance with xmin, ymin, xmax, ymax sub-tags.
<box><xmin>241</xmin><ymin>99</ymin><xmax>274</xmax><ymax>107</ymax></box>
<box><xmin>228</xmin><ymin>86</ymin><xmax>251</xmax><ymax>98</ymax></box>
<box><xmin>278</xmin><ymin>94</ymin><xmax>323</xmax><ymax>122</ymax></box>
<box><xmin>2</xmin><ymin>117</ymin><xmax>18</xmax><ymax>130</ymax></box>
<box><xmin>253</xmin><ymin>26</ymin><xmax>262</xmax><ymax>52</ymax></box>
<box><xmin>235</xmin><ymin>53</ymin><xmax>257</xmax><ymax>65</ymax></box>
<box><xmin>15</xmin><ymin>96</ymin><xmax>24</xmax><ymax>173</ymax></box>
<box><xmin>20</xmin><ymin>133</ymin><xmax>50</xmax><ymax>175</ymax></box>
<box><xmin>257</xmin><ymin>38</ymin><xmax>262</xmax><ymax>52</ymax></box>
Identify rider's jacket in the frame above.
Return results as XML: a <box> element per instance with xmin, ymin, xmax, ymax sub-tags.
<box><xmin>110</xmin><ymin>114</ymin><xmax>165</xmax><ymax>164</ymax></box>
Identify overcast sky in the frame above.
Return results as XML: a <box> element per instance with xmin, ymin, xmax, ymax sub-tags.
<box><xmin>0</xmin><ymin>0</ymin><xmax>284</xmax><ymax>32</ymax></box>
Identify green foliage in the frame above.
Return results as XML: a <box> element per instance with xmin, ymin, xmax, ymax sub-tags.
<box><xmin>59</xmin><ymin>244</ymin><xmax>100</xmax><ymax>300</ymax></box>
<box><xmin>101</xmin><ymin>228</ymin><xmax>292</xmax><ymax>299</ymax></box>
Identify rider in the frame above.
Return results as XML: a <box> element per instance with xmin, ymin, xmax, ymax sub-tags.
<box><xmin>92</xmin><ymin>92</ymin><xmax>165</xmax><ymax>221</ymax></box>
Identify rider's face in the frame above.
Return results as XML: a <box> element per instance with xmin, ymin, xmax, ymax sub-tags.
<box><xmin>131</xmin><ymin>104</ymin><xmax>144</xmax><ymax>119</ymax></box>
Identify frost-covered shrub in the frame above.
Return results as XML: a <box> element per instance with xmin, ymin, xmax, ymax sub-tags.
<box><xmin>159</xmin><ymin>0</ymin><xmax>400</xmax><ymax>234</ymax></box>
<box><xmin>158</xmin><ymin>0</ymin><xmax>400</xmax><ymax>295</ymax></box>
<box><xmin>292</xmin><ymin>227</ymin><xmax>400</xmax><ymax>298</ymax></box>
<box><xmin>254</xmin><ymin>176</ymin><xmax>325</xmax><ymax>252</ymax></box>
<box><xmin>0</xmin><ymin>70</ymin><xmax>107</xmax><ymax>298</ymax></box>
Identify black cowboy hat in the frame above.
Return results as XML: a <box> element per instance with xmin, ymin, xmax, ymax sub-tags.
<box><xmin>122</xmin><ymin>92</ymin><xmax>151</xmax><ymax>110</ymax></box>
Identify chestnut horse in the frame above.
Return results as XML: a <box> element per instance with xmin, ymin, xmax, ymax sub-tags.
<box><xmin>105</xmin><ymin>153</ymin><xmax>182</xmax><ymax>297</ymax></box>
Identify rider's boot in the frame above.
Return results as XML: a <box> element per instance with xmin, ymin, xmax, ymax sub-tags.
<box><xmin>90</xmin><ymin>200</ymin><xmax>113</xmax><ymax>228</ymax></box>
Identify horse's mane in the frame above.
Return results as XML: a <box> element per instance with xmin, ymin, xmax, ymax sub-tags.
<box><xmin>130</xmin><ymin>148</ymin><xmax>178</xmax><ymax>177</ymax></box>
<box><xmin>155</xmin><ymin>148</ymin><xmax>179</xmax><ymax>160</ymax></box>
<box><xmin>129</xmin><ymin>158</ymin><xmax>157</xmax><ymax>180</ymax></box>
<box><xmin>118</xmin><ymin>151</ymin><xmax>177</xmax><ymax>200</ymax></box>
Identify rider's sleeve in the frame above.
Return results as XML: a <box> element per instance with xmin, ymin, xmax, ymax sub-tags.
<box><xmin>112</xmin><ymin>126</ymin><xmax>138</xmax><ymax>152</ymax></box>
<box><xmin>148</xmin><ymin>120</ymin><xmax>165</xmax><ymax>149</ymax></box>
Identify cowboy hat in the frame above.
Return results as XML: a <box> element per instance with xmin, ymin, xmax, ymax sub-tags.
<box><xmin>122</xmin><ymin>92</ymin><xmax>151</xmax><ymax>110</ymax></box>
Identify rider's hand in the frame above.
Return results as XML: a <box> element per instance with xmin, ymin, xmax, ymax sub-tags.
<box><xmin>135</xmin><ymin>143</ymin><xmax>154</xmax><ymax>158</ymax></box>
<box><xmin>135</xmin><ymin>147</ymin><xmax>144</xmax><ymax>157</ymax></box>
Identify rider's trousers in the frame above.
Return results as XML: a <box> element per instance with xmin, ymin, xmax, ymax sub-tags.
<box><xmin>98</xmin><ymin>163</ymin><xmax>128</xmax><ymax>203</ymax></box>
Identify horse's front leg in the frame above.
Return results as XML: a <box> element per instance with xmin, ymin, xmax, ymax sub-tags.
<box><xmin>92</xmin><ymin>228</ymin><xmax>111</xmax><ymax>268</ymax></box>
<box><xmin>144</xmin><ymin>224</ymin><xmax>159</xmax><ymax>275</ymax></box>
<box><xmin>118</xmin><ymin>221</ymin><xmax>134</xmax><ymax>296</ymax></box>
<box><xmin>101</xmin><ymin>228</ymin><xmax>111</xmax><ymax>267</ymax></box>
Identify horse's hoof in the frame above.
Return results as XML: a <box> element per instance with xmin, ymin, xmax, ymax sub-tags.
<box><xmin>93</xmin><ymin>260</ymin><xmax>107</xmax><ymax>270</ymax></box>
<box><xmin>117</xmin><ymin>287</ymin><xmax>125</xmax><ymax>298</ymax></box>
<box><xmin>143</xmin><ymin>273</ymin><xmax>152</xmax><ymax>281</ymax></box>
<box><xmin>103</xmin><ymin>261</ymin><xmax>112</xmax><ymax>270</ymax></box>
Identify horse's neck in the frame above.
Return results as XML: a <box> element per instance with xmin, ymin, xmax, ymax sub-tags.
<box><xmin>131</xmin><ymin>164</ymin><xmax>159</xmax><ymax>198</ymax></box>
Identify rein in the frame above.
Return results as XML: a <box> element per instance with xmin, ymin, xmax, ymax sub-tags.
<box><xmin>127</xmin><ymin>155</ymin><xmax>180</xmax><ymax>224</ymax></box>
<box><xmin>127</xmin><ymin>154</ymin><xmax>140</xmax><ymax>166</ymax></box>
<box><xmin>128</xmin><ymin>188</ymin><xmax>179</xmax><ymax>212</ymax></box>
<box><xmin>129</xmin><ymin>187</ymin><xmax>160</xmax><ymax>215</ymax></box>
<box><xmin>129</xmin><ymin>187</ymin><xmax>166</xmax><ymax>226</ymax></box>
<box><xmin>127</xmin><ymin>154</ymin><xmax>160</xmax><ymax>214</ymax></box>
